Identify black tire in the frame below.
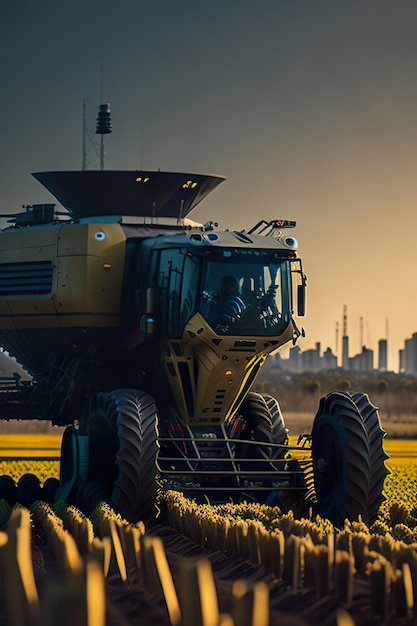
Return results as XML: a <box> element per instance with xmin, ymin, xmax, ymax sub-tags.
<box><xmin>312</xmin><ymin>391</ymin><xmax>383</xmax><ymax>526</ymax></box>
<box><xmin>60</xmin><ymin>425</ymin><xmax>78</xmax><ymax>484</ymax></box>
<box><xmin>236</xmin><ymin>392</ymin><xmax>273</xmax><ymax>465</ymax></box>
<box><xmin>350</xmin><ymin>391</ymin><xmax>390</xmax><ymax>523</ymax></box>
<box><xmin>263</xmin><ymin>394</ymin><xmax>289</xmax><ymax>457</ymax></box>
<box><xmin>82</xmin><ymin>389</ymin><xmax>160</xmax><ymax>524</ymax></box>
<box><xmin>17</xmin><ymin>473</ymin><xmax>42</xmax><ymax>507</ymax></box>
<box><xmin>42</xmin><ymin>477</ymin><xmax>60</xmax><ymax>505</ymax></box>
<box><xmin>0</xmin><ymin>475</ymin><xmax>17</xmax><ymax>506</ymax></box>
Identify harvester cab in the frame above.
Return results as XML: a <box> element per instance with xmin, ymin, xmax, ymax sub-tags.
<box><xmin>0</xmin><ymin>170</ymin><xmax>388</xmax><ymax>527</ymax></box>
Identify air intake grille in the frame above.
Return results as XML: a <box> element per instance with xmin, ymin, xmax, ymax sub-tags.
<box><xmin>0</xmin><ymin>261</ymin><xmax>53</xmax><ymax>295</ymax></box>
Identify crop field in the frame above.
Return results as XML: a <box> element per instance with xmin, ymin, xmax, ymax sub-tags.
<box><xmin>0</xmin><ymin>433</ymin><xmax>415</xmax><ymax>625</ymax></box>
<box><xmin>0</xmin><ymin>431</ymin><xmax>414</xmax><ymax>477</ymax></box>
<box><xmin>0</xmin><ymin>435</ymin><xmax>415</xmax><ymax>520</ymax></box>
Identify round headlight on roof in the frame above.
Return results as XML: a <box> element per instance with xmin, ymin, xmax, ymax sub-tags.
<box><xmin>284</xmin><ymin>236</ymin><xmax>297</xmax><ymax>248</ymax></box>
<box><xmin>204</xmin><ymin>232</ymin><xmax>219</xmax><ymax>242</ymax></box>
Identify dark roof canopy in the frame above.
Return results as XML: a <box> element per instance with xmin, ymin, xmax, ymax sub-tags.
<box><xmin>32</xmin><ymin>170</ymin><xmax>226</xmax><ymax>219</ymax></box>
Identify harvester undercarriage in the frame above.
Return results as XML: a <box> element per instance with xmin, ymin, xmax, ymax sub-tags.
<box><xmin>0</xmin><ymin>373</ymin><xmax>388</xmax><ymax>527</ymax></box>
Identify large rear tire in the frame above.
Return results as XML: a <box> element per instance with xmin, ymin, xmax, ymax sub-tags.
<box><xmin>236</xmin><ymin>392</ymin><xmax>273</xmax><ymax>464</ymax></box>
<box><xmin>263</xmin><ymin>393</ymin><xmax>289</xmax><ymax>458</ymax></box>
<box><xmin>79</xmin><ymin>389</ymin><xmax>160</xmax><ymax>524</ymax></box>
<box><xmin>350</xmin><ymin>391</ymin><xmax>390</xmax><ymax>521</ymax></box>
<box><xmin>311</xmin><ymin>390</ymin><xmax>388</xmax><ymax>526</ymax></box>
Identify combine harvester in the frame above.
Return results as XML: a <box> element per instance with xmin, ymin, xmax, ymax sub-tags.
<box><xmin>0</xmin><ymin>126</ymin><xmax>389</xmax><ymax>526</ymax></box>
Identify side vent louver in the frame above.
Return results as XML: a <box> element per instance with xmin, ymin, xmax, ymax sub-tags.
<box><xmin>0</xmin><ymin>261</ymin><xmax>53</xmax><ymax>295</ymax></box>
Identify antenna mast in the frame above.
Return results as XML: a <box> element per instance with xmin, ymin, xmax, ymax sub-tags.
<box><xmin>96</xmin><ymin>103</ymin><xmax>112</xmax><ymax>170</ymax></box>
<box><xmin>342</xmin><ymin>305</ymin><xmax>349</xmax><ymax>370</ymax></box>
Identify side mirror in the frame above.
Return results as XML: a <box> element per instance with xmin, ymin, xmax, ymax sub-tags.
<box><xmin>297</xmin><ymin>283</ymin><xmax>306</xmax><ymax>317</ymax></box>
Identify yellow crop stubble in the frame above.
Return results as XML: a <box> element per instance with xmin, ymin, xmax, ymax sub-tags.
<box><xmin>0</xmin><ymin>460</ymin><xmax>59</xmax><ymax>485</ymax></box>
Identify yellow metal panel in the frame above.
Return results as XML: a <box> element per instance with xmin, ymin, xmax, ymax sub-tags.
<box><xmin>8</xmin><ymin>297</ymin><xmax>58</xmax><ymax>318</ymax></box>
<box><xmin>53</xmin><ymin>223</ymin><xmax>126</xmax><ymax>319</ymax></box>
<box><xmin>56</xmin><ymin>222</ymin><xmax>125</xmax><ymax>257</ymax></box>
<box><xmin>161</xmin><ymin>313</ymin><xmax>294</xmax><ymax>426</ymax></box>
<box><xmin>0</xmin><ymin>222</ymin><xmax>126</xmax><ymax>330</ymax></box>
<box><xmin>0</xmin><ymin>227</ymin><xmax>58</xmax><ymax>262</ymax></box>
<box><xmin>0</xmin><ymin>227</ymin><xmax>59</xmax><ymax>323</ymax></box>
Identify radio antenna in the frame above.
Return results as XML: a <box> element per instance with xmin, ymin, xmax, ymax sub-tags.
<box><xmin>95</xmin><ymin>60</ymin><xmax>112</xmax><ymax>169</ymax></box>
<box><xmin>96</xmin><ymin>103</ymin><xmax>112</xmax><ymax>169</ymax></box>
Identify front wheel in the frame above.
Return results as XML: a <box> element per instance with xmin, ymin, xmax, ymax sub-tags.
<box><xmin>78</xmin><ymin>389</ymin><xmax>160</xmax><ymax>524</ymax></box>
<box><xmin>311</xmin><ymin>391</ymin><xmax>388</xmax><ymax>526</ymax></box>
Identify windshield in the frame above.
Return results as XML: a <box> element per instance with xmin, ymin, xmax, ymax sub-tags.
<box><xmin>199</xmin><ymin>252</ymin><xmax>292</xmax><ymax>336</ymax></box>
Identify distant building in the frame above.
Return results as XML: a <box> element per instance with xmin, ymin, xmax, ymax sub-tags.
<box><xmin>280</xmin><ymin>343</ymin><xmax>337</xmax><ymax>373</ymax></box>
<box><xmin>287</xmin><ymin>345</ymin><xmax>302</xmax><ymax>371</ymax></box>
<box><xmin>378</xmin><ymin>339</ymin><xmax>387</xmax><ymax>371</ymax></box>
<box><xmin>349</xmin><ymin>346</ymin><xmax>374</xmax><ymax>372</ymax></box>
<box><xmin>302</xmin><ymin>342</ymin><xmax>321</xmax><ymax>372</ymax></box>
<box><xmin>400</xmin><ymin>332</ymin><xmax>417</xmax><ymax>374</ymax></box>
<box><xmin>274</xmin><ymin>330</ymin><xmax>417</xmax><ymax>374</ymax></box>
<box><xmin>322</xmin><ymin>347</ymin><xmax>337</xmax><ymax>369</ymax></box>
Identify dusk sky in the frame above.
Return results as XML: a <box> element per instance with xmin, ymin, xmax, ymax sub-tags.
<box><xmin>2</xmin><ymin>0</ymin><xmax>417</xmax><ymax>371</ymax></box>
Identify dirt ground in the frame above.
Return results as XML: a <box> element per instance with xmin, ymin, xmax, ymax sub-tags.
<box><xmin>4</xmin><ymin>522</ymin><xmax>409</xmax><ymax>626</ymax></box>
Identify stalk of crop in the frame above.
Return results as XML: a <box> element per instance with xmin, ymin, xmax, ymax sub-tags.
<box><xmin>30</xmin><ymin>501</ymin><xmax>68</xmax><ymax>564</ymax></box>
<box><xmin>0</xmin><ymin>530</ymin><xmax>7</xmax><ymax>585</ymax></box>
<box><xmin>394</xmin><ymin>546</ymin><xmax>417</xmax><ymax>615</ymax></box>
<box><xmin>282</xmin><ymin>534</ymin><xmax>301</xmax><ymax>590</ymax></box>
<box><xmin>118</xmin><ymin>522</ymin><xmax>142</xmax><ymax>577</ymax></box>
<box><xmin>91</xmin><ymin>500</ymin><xmax>145</xmax><ymax>534</ymax></box>
<box><xmin>231</xmin><ymin>580</ymin><xmax>269</xmax><ymax>626</ymax></box>
<box><xmin>302</xmin><ymin>535</ymin><xmax>316</xmax><ymax>591</ymax></box>
<box><xmin>0</xmin><ymin>498</ymin><xmax>12</xmax><ymax>530</ymax></box>
<box><xmin>89</xmin><ymin>535</ymin><xmax>112</xmax><ymax>577</ymax></box>
<box><xmin>247</xmin><ymin>522</ymin><xmax>262</xmax><ymax>565</ymax></box>
<box><xmin>334</xmin><ymin>550</ymin><xmax>354</xmax><ymax>605</ymax></box>
<box><xmin>177</xmin><ymin>557</ymin><xmax>220</xmax><ymax>626</ymax></box>
<box><xmin>351</xmin><ymin>533</ymin><xmax>369</xmax><ymax>572</ymax></box>
<box><xmin>226</xmin><ymin>519</ymin><xmax>243</xmax><ymax>560</ymax></box>
<box><xmin>257</xmin><ymin>527</ymin><xmax>284</xmax><ymax>579</ymax></box>
<box><xmin>31</xmin><ymin>501</ymin><xmax>107</xmax><ymax>625</ymax></box>
<box><xmin>2</xmin><ymin>507</ymin><xmax>41</xmax><ymax>626</ymax></box>
<box><xmin>336</xmin><ymin>609</ymin><xmax>355</xmax><ymax>625</ymax></box>
<box><xmin>53</xmin><ymin>500</ymin><xmax>94</xmax><ymax>555</ymax></box>
<box><xmin>369</xmin><ymin>557</ymin><xmax>392</xmax><ymax>618</ymax></box>
<box><xmin>85</xmin><ymin>558</ymin><xmax>106</xmax><ymax>626</ymax></box>
<box><xmin>89</xmin><ymin>500</ymin><xmax>147</xmax><ymax>581</ymax></box>
<box><xmin>301</xmin><ymin>529</ymin><xmax>334</xmax><ymax>596</ymax></box>
<box><xmin>140</xmin><ymin>535</ymin><xmax>181</xmax><ymax>625</ymax></box>
<box><xmin>108</xmin><ymin>517</ymin><xmax>128</xmax><ymax>582</ymax></box>
<box><xmin>392</xmin><ymin>562</ymin><xmax>414</xmax><ymax>619</ymax></box>
<box><xmin>314</xmin><ymin>544</ymin><xmax>332</xmax><ymax>596</ymax></box>
<box><xmin>42</xmin><ymin>555</ymin><xmax>106</xmax><ymax>626</ymax></box>
<box><xmin>207</xmin><ymin>514</ymin><xmax>228</xmax><ymax>553</ymax></box>
<box><xmin>61</xmin><ymin>531</ymin><xmax>84</xmax><ymax>578</ymax></box>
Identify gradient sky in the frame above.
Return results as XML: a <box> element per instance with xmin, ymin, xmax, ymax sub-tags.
<box><xmin>2</xmin><ymin>0</ymin><xmax>417</xmax><ymax>371</ymax></box>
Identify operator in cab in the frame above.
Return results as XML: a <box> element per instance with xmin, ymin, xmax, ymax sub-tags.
<box><xmin>208</xmin><ymin>275</ymin><xmax>247</xmax><ymax>334</ymax></box>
